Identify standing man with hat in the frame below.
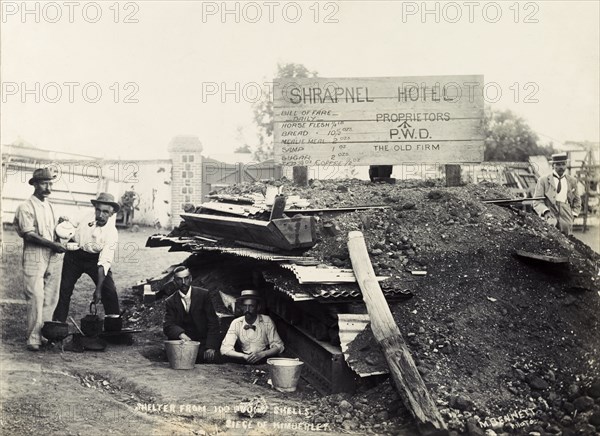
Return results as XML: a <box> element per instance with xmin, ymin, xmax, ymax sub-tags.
<box><xmin>220</xmin><ymin>290</ymin><xmax>284</xmax><ymax>364</ymax></box>
<box><xmin>163</xmin><ymin>266</ymin><xmax>221</xmax><ymax>363</ymax></box>
<box><xmin>52</xmin><ymin>193</ymin><xmax>121</xmax><ymax>323</ymax></box>
<box><xmin>14</xmin><ymin>168</ymin><xmax>67</xmax><ymax>351</ymax></box>
<box><xmin>534</xmin><ymin>152</ymin><xmax>581</xmax><ymax>236</ymax></box>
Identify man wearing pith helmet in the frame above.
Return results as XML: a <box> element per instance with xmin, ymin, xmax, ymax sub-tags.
<box><xmin>220</xmin><ymin>289</ymin><xmax>284</xmax><ymax>364</ymax></box>
<box><xmin>53</xmin><ymin>193</ymin><xmax>121</xmax><ymax>323</ymax></box>
<box><xmin>163</xmin><ymin>266</ymin><xmax>221</xmax><ymax>363</ymax></box>
<box><xmin>533</xmin><ymin>152</ymin><xmax>581</xmax><ymax>236</ymax></box>
<box><xmin>14</xmin><ymin>167</ymin><xmax>67</xmax><ymax>351</ymax></box>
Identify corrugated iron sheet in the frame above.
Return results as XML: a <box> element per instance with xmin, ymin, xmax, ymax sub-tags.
<box><xmin>281</xmin><ymin>264</ymin><xmax>389</xmax><ymax>284</ymax></box>
<box><xmin>338</xmin><ymin>314</ymin><xmax>388</xmax><ymax>377</ymax></box>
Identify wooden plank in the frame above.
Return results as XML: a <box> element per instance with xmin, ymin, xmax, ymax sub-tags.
<box><xmin>445</xmin><ymin>164</ymin><xmax>461</xmax><ymax>187</ymax></box>
<box><xmin>514</xmin><ymin>250</ymin><xmax>569</xmax><ymax>264</ymax></box>
<box><xmin>180</xmin><ymin>213</ymin><xmax>316</xmax><ymax>251</ymax></box>
<box><xmin>274</xmin><ymin>75</ymin><xmax>484</xmax><ymax>166</ymax></box>
<box><xmin>199</xmin><ymin>202</ymin><xmax>253</xmax><ymax>217</ymax></box>
<box><xmin>482</xmin><ymin>197</ymin><xmax>544</xmax><ymax>204</ymax></box>
<box><xmin>293</xmin><ymin>166</ymin><xmax>309</xmax><ymax>186</ymax></box>
<box><xmin>269</xmin><ymin>195</ymin><xmax>287</xmax><ymax>220</ymax></box>
<box><xmin>285</xmin><ymin>205</ymin><xmax>390</xmax><ymax>213</ymax></box>
<box><xmin>348</xmin><ymin>231</ymin><xmax>446</xmax><ymax>433</ymax></box>
<box><xmin>273</xmin><ymin>316</ymin><xmax>357</xmax><ymax>395</ymax></box>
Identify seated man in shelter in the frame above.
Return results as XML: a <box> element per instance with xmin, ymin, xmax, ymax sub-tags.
<box><xmin>220</xmin><ymin>290</ymin><xmax>284</xmax><ymax>364</ymax></box>
<box><xmin>163</xmin><ymin>266</ymin><xmax>221</xmax><ymax>363</ymax></box>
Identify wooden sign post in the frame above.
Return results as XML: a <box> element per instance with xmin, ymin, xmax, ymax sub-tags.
<box><xmin>348</xmin><ymin>231</ymin><xmax>447</xmax><ymax>434</ymax></box>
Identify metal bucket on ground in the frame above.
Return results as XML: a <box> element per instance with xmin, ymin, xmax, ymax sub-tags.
<box><xmin>267</xmin><ymin>358</ymin><xmax>303</xmax><ymax>392</ymax></box>
<box><xmin>164</xmin><ymin>340</ymin><xmax>200</xmax><ymax>369</ymax></box>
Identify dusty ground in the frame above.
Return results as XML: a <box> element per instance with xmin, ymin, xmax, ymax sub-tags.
<box><xmin>1</xmin><ymin>227</ymin><xmax>349</xmax><ymax>436</ymax></box>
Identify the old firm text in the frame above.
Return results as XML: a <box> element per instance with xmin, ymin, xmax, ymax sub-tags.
<box><xmin>201</xmin><ymin>80</ymin><xmax>539</xmax><ymax>104</ymax></box>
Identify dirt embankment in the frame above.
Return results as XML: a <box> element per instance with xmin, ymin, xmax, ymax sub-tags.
<box><xmin>195</xmin><ymin>178</ymin><xmax>600</xmax><ymax>434</ymax></box>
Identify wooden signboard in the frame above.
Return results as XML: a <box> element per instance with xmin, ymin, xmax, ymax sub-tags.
<box><xmin>273</xmin><ymin>75</ymin><xmax>484</xmax><ymax>166</ymax></box>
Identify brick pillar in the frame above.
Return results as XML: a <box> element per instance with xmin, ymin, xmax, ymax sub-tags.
<box><xmin>168</xmin><ymin>136</ymin><xmax>203</xmax><ymax>229</ymax></box>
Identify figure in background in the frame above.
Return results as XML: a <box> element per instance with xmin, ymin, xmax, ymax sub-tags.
<box><xmin>534</xmin><ymin>153</ymin><xmax>581</xmax><ymax>236</ymax></box>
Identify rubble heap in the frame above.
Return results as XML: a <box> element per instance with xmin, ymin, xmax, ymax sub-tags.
<box><xmin>165</xmin><ymin>178</ymin><xmax>599</xmax><ymax>434</ymax></box>
<box><xmin>143</xmin><ymin>180</ymin><xmax>600</xmax><ymax>434</ymax></box>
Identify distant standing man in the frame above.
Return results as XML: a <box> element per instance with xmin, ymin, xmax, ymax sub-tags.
<box><xmin>220</xmin><ymin>290</ymin><xmax>284</xmax><ymax>364</ymax></box>
<box><xmin>53</xmin><ymin>193</ymin><xmax>121</xmax><ymax>322</ymax></box>
<box><xmin>14</xmin><ymin>168</ymin><xmax>66</xmax><ymax>351</ymax></box>
<box><xmin>534</xmin><ymin>153</ymin><xmax>581</xmax><ymax>236</ymax></box>
<box><xmin>163</xmin><ymin>266</ymin><xmax>221</xmax><ymax>363</ymax></box>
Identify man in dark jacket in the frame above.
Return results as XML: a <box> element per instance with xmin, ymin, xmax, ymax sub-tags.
<box><xmin>163</xmin><ymin>266</ymin><xmax>220</xmax><ymax>363</ymax></box>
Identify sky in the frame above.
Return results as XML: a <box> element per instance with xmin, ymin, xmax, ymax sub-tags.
<box><xmin>1</xmin><ymin>0</ymin><xmax>599</xmax><ymax>160</ymax></box>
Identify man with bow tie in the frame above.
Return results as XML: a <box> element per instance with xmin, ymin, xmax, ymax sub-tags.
<box><xmin>220</xmin><ymin>290</ymin><xmax>284</xmax><ymax>364</ymax></box>
<box><xmin>534</xmin><ymin>153</ymin><xmax>581</xmax><ymax>236</ymax></box>
<box><xmin>53</xmin><ymin>193</ymin><xmax>121</xmax><ymax>323</ymax></box>
<box><xmin>163</xmin><ymin>266</ymin><xmax>221</xmax><ymax>363</ymax></box>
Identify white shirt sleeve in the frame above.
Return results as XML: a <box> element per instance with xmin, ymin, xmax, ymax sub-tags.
<box><xmin>220</xmin><ymin>319</ymin><xmax>240</xmax><ymax>356</ymax></box>
<box><xmin>98</xmin><ymin>225</ymin><xmax>118</xmax><ymax>273</ymax></box>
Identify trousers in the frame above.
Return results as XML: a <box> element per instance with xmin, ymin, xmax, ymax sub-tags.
<box><xmin>555</xmin><ymin>201</ymin><xmax>575</xmax><ymax>236</ymax></box>
<box><xmin>53</xmin><ymin>250</ymin><xmax>120</xmax><ymax>322</ymax></box>
<box><xmin>22</xmin><ymin>244</ymin><xmax>64</xmax><ymax>346</ymax></box>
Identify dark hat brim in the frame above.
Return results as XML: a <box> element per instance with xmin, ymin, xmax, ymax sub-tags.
<box><xmin>28</xmin><ymin>174</ymin><xmax>57</xmax><ymax>185</ymax></box>
<box><xmin>91</xmin><ymin>199</ymin><xmax>121</xmax><ymax>213</ymax></box>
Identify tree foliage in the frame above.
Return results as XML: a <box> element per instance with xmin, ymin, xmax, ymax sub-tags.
<box><xmin>252</xmin><ymin>63</ymin><xmax>317</xmax><ymax>161</ymax></box>
<box><xmin>484</xmin><ymin>108</ymin><xmax>554</xmax><ymax>161</ymax></box>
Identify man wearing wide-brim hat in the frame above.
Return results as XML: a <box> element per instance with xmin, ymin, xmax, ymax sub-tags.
<box><xmin>53</xmin><ymin>193</ymin><xmax>122</xmax><ymax>324</ymax></box>
<box><xmin>220</xmin><ymin>290</ymin><xmax>284</xmax><ymax>364</ymax></box>
<box><xmin>533</xmin><ymin>153</ymin><xmax>581</xmax><ymax>236</ymax></box>
<box><xmin>14</xmin><ymin>168</ymin><xmax>68</xmax><ymax>351</ymax></box>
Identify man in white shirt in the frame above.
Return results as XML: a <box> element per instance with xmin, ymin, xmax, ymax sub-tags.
<box><xmin>220</xmin><ymin>290</ymin><xmax>284</xmax><ymax>364</ymax></box>
<box><xmin>533</xmin><ymin>153</ymin><xmax>582</xmax><ymax>236</ymax></box>
<box><xmin>14</xmin><ymin>168</ymin><xmax>67</xmax><ymax>351</ymax></box>
<box><xmin>52</xmin><ymin>193</ymin><xmax>121</xmax><ymax>322</ymax></box>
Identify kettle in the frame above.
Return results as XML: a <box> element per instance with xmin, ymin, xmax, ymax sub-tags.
<box><xmin>80</xmin><ymin>302</ymin><xmax>103</xmax><ymax>336</ymax></box>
